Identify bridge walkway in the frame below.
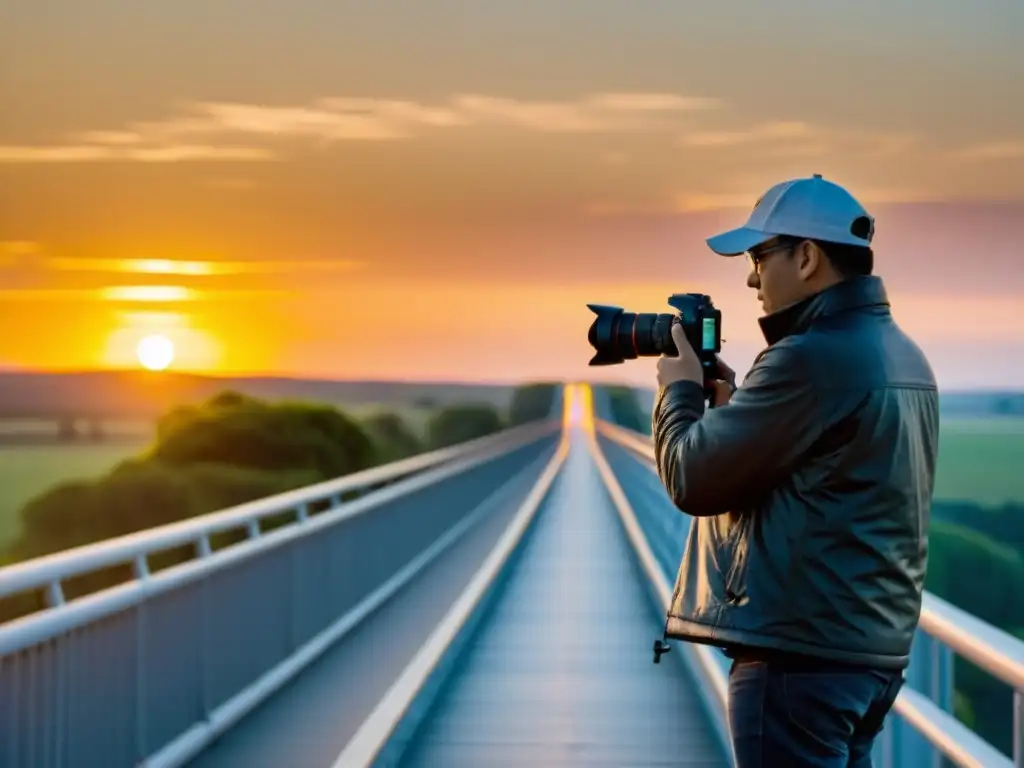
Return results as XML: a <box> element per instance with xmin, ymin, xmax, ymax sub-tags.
<box><xmin>186</xmin><ymin>420</ymin><xmax>727</xmax><ymax>767</ymax></box>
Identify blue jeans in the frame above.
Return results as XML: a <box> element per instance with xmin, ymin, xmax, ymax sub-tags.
<box><xmin>727</xmin><ymin>656</ymin><xmax>904</xmax><ymax>767</ymax></box>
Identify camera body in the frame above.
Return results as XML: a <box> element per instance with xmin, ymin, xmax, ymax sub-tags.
<box><xmin>587</xmin><ymin>293</ymin><xmax>723</xmax><ymax>394</ymax></box>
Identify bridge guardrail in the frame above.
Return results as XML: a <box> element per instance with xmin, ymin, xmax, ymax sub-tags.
<box><xmin>593</xmin><ymin>417</ymin><xmax>1024</xmax><ymax>768</ymax></box>
<box><xmin>0</xmin><ymin>416</ymin><xmax>560</xmax><ymax>768</ymax></box>
<box><xmin>0</xmin><ymin>418</ymin><xmax>558</xmax><ymax>614</ymax></box>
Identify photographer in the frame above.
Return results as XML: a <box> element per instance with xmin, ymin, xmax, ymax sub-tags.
<box><xmin>653</xmin><ymin>174</ymin><xmax>939</xmax><ymax>767</ymax></box>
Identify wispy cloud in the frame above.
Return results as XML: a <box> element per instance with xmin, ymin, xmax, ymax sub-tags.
<box><xmin>444</xmin><ymin>92</ymin><xmax>718</xmax><ymax>133</ymax></box>
<box><xmin>43</xmin><ymin>257</ymin><xmax>364</xmax><ymax>276</ymax></box>
<box><xmin>0</xmin><ymin>144</ymin><xmax>273</xmax><ymax>163</ymax></box>
<box><xmin>678</xmin><ymin>120</ymin><xmax>919</xmax><ymax>158</ymax></box>
<box><xmin>0</xmin><ymin>92</ymin><xmax>719</xmax><ymax>163</ymax></box>
<box><xmin>952</xmin><ymin>140</ymin><xmax>1024</xmax><ymax>160</ymax></box>
<box><xmin>0</xmin><ymin>286</ymin><xmax>291</xmax><ymax>302</ymax></box>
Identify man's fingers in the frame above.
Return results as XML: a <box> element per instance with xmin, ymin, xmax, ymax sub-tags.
<box><xmin>670</xmin><ymin>322</ymin><xmax>688</xmax><ymax>355</ymax></box>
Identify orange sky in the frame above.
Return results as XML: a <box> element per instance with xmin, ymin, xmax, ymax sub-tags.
<box><xmin>2</xmin><ymin>2</ymin><xmax>1023</xmax><ymax>389</ymax></box>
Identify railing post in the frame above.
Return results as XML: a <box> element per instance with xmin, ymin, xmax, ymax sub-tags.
<box><xmin>1014</xmin><ymin>688</ymin><xmax>1022</xmax><ymax>768</ymax></box>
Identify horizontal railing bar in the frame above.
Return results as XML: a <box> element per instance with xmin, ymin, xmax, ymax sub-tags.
<box><xmin>594</xmin><ymin>416</ymin><xmax>1024</xmax><ymax>767</ymax></box>
<box><xmin>918</xmin><ymin>592</ymin><xmax>1024</xmax><ymax>692</ymax></box>
<box><xmin>0</xmin><ymin>421</ymin><xmax>559</xmax><ymax>655</ymax></box>
<box><xmin>0</xmin><ymin>419</ymin><xmax>558</xmax><ymax>600</ymax></box>
<box><xmin>894</xmin><ymin>687</ymin><xmax>1013</xmax><ymax>768</ymax></box>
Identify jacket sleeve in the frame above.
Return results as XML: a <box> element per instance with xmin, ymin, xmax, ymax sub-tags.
<box><xmin>652</xmin><ymin>341</ymin><xmax>822</xmax><ymax>516</ymax></box>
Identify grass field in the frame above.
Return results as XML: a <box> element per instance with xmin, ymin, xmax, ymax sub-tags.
<box><xmin>933</xmin><ymin>417</ymin><xmax>1024</xmax><ymax>506</ymax></box>
<box><xmin>0</xmin><ymin>440</ymin><xmax>150</xmax><ymax>552</ymax></box>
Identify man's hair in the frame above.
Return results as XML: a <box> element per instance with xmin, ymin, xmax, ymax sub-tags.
<box><xmin>779</xmin><ymin>236</ymin><xmax>874</xmax><ymax>278</ymax></box>
<box><xmin>814</xmin><ymin>240</ymin><xmax>874</xmax><ymax>278</ymax></box>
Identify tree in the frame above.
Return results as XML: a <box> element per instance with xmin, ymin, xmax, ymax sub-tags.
<box><xmin>150</xmin><ymin>394</ymin><xmax>377</xmax><ymax>479</ymax></box>
<box><xmin>606</xmin><ymin>385</ymin><xmax>650</xmax><ymax>434</ymax></box>
<box><xmin>361</xmin><ymin>411</ymin><xmax>423</xmax><ymax>463</ymax></box>
<box><xmin>426</xmin><ymin>403</ymin><xmax>504</xmax><ymax>450</ymax></box>
<box><xmin>508</xmin><ymin>382</ymin><xmax>558</xmax><ymax>425</ymax></box>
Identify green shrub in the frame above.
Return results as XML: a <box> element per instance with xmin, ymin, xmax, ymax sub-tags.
<box><xmin>606</xmin><ymin>385</ymin><xmax>650</xmax><ymax>434</ymax></box>
<box><xmin>426</xmin><ymin>403</ymin><xmax>504</xmax><ymax>450</ymax></box>
<box><xmin>10</xmin><ymin>458</ymin><xmax>320</xmax><ymax>563</ymax></box>
<box><xmin>150</xmin><ymin>394</ymin><xmax>377</xmax><ymax>479</ymax></box>
<box><xmin>361</xmin><ymin>411</ymin><xmax>423</xmax><ymax>463</ymax></box>
<box><xmin>508</xmin><ymin>382</ymin><xmax>558</xmax><ymax>425</ymax></box>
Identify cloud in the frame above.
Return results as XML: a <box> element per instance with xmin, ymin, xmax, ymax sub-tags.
<box><xmin>0</xmin><ymin>144</ymin><xmax>273</xmax><ymax>163</ymax></box>
<box><xmin>0</xmin><ymin>91</ymin><xmax>719</xmax><ymax>163</ymax></box>
<box><xmin>446</xmin><ymin>92</ymin><xmax>719</xmax><ymax>133</ymax></box>
<box><xmin>678</xmin><ymin>120</ymin><xmax>919</xmax><ymax>159</ymax></box>
<box><xmin>952</xmin><ymin>140</ymin><xmax>1024</xmax><ymax>160</ymax></box>
<box><xmin>0</xmin><ymin>287</ymin><xmax>289</xmax><ymax>301</ymax></box>
<box><xmin>680</xmin><ymin>121</ymin><xmax>814</xmax><ymax>147</ymax></box>
<box><xmin>43</xmin><ymin>257</ymin><xmax>364</xmax><ymax>276</ymax></box>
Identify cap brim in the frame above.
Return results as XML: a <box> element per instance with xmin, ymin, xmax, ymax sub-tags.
<box><xmin>705</xmin><ymin>227</ymin><xmax>774</xmax><ymax>256</ymax></box>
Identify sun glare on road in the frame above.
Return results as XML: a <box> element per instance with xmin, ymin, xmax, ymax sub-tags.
<box><xmin>136</xmin><ymin>333</ymin><xmax>175</xmax><ymax>371</ymax></box>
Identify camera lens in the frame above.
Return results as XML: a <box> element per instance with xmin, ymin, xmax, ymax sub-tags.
<box><xmin>587</xmin><ymin>305</ymin><xmax>676</xmax><ymax>366</ymax></box>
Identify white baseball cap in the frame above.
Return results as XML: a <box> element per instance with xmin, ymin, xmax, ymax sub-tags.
<box><xmin>705</xmin><ymin>174</ymin><xmax>875</xmax><ymax>256</ymax></box>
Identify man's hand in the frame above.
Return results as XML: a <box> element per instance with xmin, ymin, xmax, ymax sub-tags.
<box><xmin>657</xmin><ymin>323</ymin><xmax>737</xmax><ymax>406</ymax></box>
<box><xmin>712</xmin><ymin>357</ymin><xmax>737</xmax><ymax>405</ymax></box>
<box><xmin>656</xmin><ymin>322</ymin><xmax>704</xmax><ymax>389</ymax></box>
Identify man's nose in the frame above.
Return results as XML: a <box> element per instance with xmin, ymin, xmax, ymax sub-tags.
<box><xmin>747</xmin><ymin>270</ymin><xmax>760</xmax><ymax>289</ymax></box>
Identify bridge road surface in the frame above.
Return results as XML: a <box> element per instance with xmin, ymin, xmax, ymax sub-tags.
<box><xmin>390</xmin><ymin>422</ymin><xmax>726</xmax><ymax>767</ymax></box>
<box><xmin>187</xmin><ymin>422</ymin><xmax>727</xmax><ymax>766</ymax></box>
<box><xmin>184</xmin><ymin>436</ymin><xmax>562</xmax><ymax>768</ymax></box>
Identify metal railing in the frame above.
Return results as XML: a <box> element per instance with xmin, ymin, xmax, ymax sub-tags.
<box><xmin>0</xmin><ymin>417</ymin><xmax>561</xmax><ymax>768</ymax></box>
<box><xmin>593</xmin><ymin>417</ymin><xmax>1024</xmax><ymax>768</ymax></box>
<box><xmin>0</xmin><ymin>418</ymin><xmax>557</xmax><ymax>616</ymax></box>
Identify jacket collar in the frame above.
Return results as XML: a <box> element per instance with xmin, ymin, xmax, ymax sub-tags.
<box><xmin>758</xmin><ymin>275</ymin><xmax>890</xmax><ymax>345</ymax></box>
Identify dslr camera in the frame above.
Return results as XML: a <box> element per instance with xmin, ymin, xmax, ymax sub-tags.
<box><xmin>587</xmin><ymin>293</ymin><xmax>723</xmax><ymax>401</ymax></box>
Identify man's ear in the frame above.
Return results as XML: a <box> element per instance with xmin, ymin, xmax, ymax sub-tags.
<box><xmin>795</xmin><ymin>239</ymin><xmax>821</xmax><ymax>280</ymax></box>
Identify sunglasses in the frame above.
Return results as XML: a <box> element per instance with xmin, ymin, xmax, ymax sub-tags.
<box><xmin>747</xmin><ymin>241</ymin><xmax>793</xmax><ymax>274</ymax></box>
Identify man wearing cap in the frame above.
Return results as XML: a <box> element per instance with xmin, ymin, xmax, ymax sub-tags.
<box><xmin>652</xmin><ymin>174</ymin><xmax>939</xmax><ymax>766</ymax></box>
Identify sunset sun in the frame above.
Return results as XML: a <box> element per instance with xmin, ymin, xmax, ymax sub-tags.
<box><xmin>136</xmin><ymin>333</ymin><xmax>175</xmax><ymax>371</ymax></box>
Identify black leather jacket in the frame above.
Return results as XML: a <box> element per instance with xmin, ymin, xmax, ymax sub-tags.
<box><xmin>653</xmin><ymin>275</ymin><xmax>939</xmax><ymax>669</ymax></box>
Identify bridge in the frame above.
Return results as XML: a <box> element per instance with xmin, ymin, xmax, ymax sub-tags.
<box><xmin>0</xmin><ymin>384</ymin><xmax>1021</xmax><ymax>767</ymax></box>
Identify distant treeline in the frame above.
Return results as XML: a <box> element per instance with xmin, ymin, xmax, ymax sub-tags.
<box><xmin>593</xmin><ymin>384</ymin><xmax>1024</xmax><ymax>757</ymax></box>
<box><xmin>0</xmin><ymin>382</ymin><xmax>559</xmax><ymax>624</ymax></box>
<box><xmin>0</xmin><ymin>370</ymin><xmax>520</xmax><ymax>420</ymax></box>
